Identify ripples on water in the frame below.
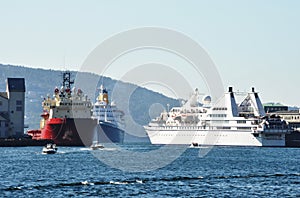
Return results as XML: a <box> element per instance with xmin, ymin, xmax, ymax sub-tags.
<box><xmin>0</xmin><ymin>144</ymin><xmax>300</xmax><ymax>197</ymax></box>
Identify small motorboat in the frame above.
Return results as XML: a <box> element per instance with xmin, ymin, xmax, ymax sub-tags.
<box><xmin>189</xmin><ymin>142</ymin><xmax>210</xmax><ymax>149</ymax></box>
<box><xmin>42</xmin><ymin>143</ymin><xmax>58</xmax><ymax>154</ymax></box>
<box><xmin>190</xmin><ymin>142</ymin><xmax>199</xmax><ymax>148</ymax></box>
<box><xmin>90</xmin><ymin>142</ymin><xmax>104</xmax><ymax>150</ymax></box>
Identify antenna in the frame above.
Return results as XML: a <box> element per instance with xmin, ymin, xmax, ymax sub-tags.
<box><xmin>62</xmin><ymin>50</ymin><xmax>67</xmax><ymax>71</ymax></box>
<box><xmin>100</xmin><ymin>75</ymin><xmax>104</xmax><ymax>86</ymax></box>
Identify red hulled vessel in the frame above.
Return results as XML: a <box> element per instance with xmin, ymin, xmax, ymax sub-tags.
<box><xmin>27</xmin><ymin>72</ymin><xmax>97</xmax><ymax>146</ymax></box>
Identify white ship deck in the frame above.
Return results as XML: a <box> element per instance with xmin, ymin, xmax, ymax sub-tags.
<box><xmin>145</xmin><ymin>87</ymin><xmax>289</xmax><ymax>147</ymax></box>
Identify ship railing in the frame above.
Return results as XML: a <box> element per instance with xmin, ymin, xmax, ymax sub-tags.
<box><xmin>149</xmin><ymin>125</ymin><xmax>210</xmax><ymax>130</ymax></box>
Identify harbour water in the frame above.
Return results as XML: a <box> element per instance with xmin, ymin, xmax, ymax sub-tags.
<box><xmin>1</xmin><ymin>143</ymin><xmax>300</xmax><ymax>197</ymax></box>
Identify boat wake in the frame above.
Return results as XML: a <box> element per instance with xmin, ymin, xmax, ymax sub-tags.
<box><xmin>3</xmin><ymin>173</ymin><xmax>300</xmax><ymax>192</ymax></box>
<box><xmin>80</xmin><ymin>148</ymin><xmax>91</xmax><ymax>151</ymax></box>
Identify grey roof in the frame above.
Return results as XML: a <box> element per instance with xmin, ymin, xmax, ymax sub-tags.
<box><xmin>0</xmin><ymin>92</ymin><xmax>8</xmax><ymax>99</ymax></box>
<box><xmin>7</xmin><ymin>78</ymin><xmax>25</xmax><ymax>92</ymax></box>
<box><xmin>275</xmin><ymin>110</ymin><xmax>300</xmax><ymax>115</ymax></box>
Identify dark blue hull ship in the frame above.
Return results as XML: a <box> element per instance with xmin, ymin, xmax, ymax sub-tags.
<box><xmin>92</xmin><ymin>85</ymin><xmax>125</xmax><ymax>144</ymax></box>
<box><xmin>98</xmin><ymin>121</ymin><xmax>125</xmax><ymax>143</ymax></box>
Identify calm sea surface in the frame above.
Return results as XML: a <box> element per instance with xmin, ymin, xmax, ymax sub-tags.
<box><xmin>1</xmin><ymin>143</ymin><xmax>300</xmax><ymax>197</ymax></box>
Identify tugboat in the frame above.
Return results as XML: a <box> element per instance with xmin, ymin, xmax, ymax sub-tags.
<box><xmin>92</xmin><ymin>85</ymin><xmax>125</xmax><ymax>143</ymax></box>
<box><xmin>27</xmin><ymin>72</ymin><xmax>97</xmax><ymax>146</ymax></box>
<box><xmin>42</xmin><ymin>143</ymin><xmax>58</xmax><ymax>154</ymax></box>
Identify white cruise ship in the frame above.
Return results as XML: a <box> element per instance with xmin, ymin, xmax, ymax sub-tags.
<box><xmin>144</xmin><ymin>87</ymin><xmax>290</xmax><ymax>147</ymax></box>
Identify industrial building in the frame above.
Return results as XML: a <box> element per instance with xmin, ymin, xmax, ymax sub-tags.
<box><xmin>0</xmin><ymin>78</ymin><xmax>25</xmax><ymax>138</ymax></box>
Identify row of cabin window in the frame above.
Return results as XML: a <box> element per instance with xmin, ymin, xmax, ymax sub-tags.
<box><xmin>208</xmin><ymin>114</ymin><xmax>227</xmax><ymax>117</ymax></box>
<box><xmin>172</xmin><ymin>109</ymin><xmax>202</xmax><ymax>113</ymax></box>
<box><xmin>283</xmin><ymin>116</ymin><xmax>300</xmax><ymax>120</ymax></box>
<box><xmin>60</xmin><ymin>103</ymin><xmax>89</xmax><ymax>106</ymax></box>
<box><xmin>94</xmin><ymin>109</ymin><xmax>113</xmax><ymax>113</ymax></box>
<box><xmin>95</xmin><ymin>113</ymin><xmax>114</xmax><ymax>117</ymax></box>
<box><xmin>201</xmin><ymin>119</ymin><xmax>247</xmax><ymax>124</ymax></box>
<box><xmin>212</xmin><ymin>107</ymin><xmax>227</xmax><ymax>111</ymax></box>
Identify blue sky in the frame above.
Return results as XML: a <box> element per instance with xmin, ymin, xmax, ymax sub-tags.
<box><xmin>1</xmin><ymin>1</ymin><xmax>299</xmax><ymax>106</ymax></box>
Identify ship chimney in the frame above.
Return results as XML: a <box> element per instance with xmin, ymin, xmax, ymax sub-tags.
<box><xmin>228</xmin><ymin>87</ymin><xmax>233</xmax><ymax>93</ymax></box>
<box><xmin>252</xmin><ymin>87</ymin><xmax>255</xmax><ymax>92</ymax></box>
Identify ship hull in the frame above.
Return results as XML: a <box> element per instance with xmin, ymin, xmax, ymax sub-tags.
<box><xmin>145</xmin><ymin>127</ymin><xmax>285</xmax><ymax>147</ymax></box>
<box><xmin>41</xmin><ymin>118</ymin><xmax>97</xmax><ymax>146</ymax></box>
<box><xmin>97</xmin><ymin>121</ymin><xmax>125</xmax><ymax>143</ymax></box>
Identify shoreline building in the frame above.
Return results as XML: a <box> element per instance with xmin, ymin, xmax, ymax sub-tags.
<box><xmin>264</xmin><ymin>104</ymin><xmax>300</xmax><ymax>147</ymax></box>
<box><xmin>264</xmin><ymin>103</ymin><xmax>288</xmax><ymax>113</ymax></box>
<box><xmin>0</xmin><ymin>78</ymin><xmax>25</xmax><ymax>138</ymax></box>
<box><xmin>275</xmin><ymin>110</ymin><xmax>300</xmax><ymax>147</ymax></box>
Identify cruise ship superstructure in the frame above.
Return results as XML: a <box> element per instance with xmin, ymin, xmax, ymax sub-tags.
<box><xmin>144</xmin><ymin>87</ymin><xmax>290</xmax><ymax>147</ymax></box>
